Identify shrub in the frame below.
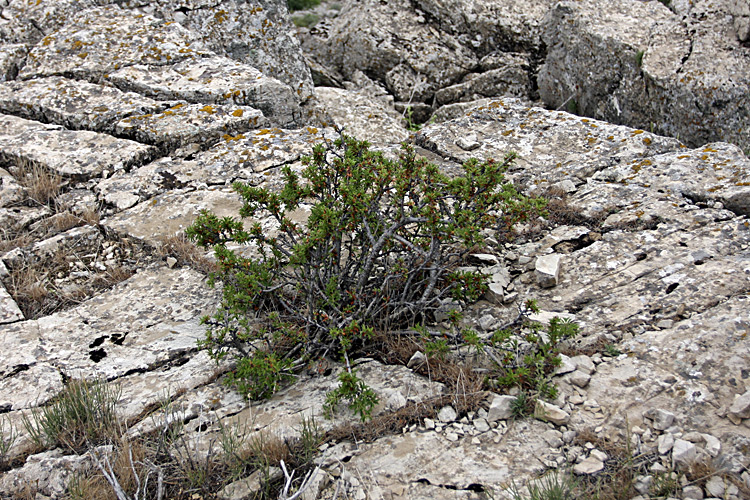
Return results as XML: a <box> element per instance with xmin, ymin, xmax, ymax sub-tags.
<box><xmin>187</xmin><ymin>135</ymin><xmax>546</xmax><ymax>416</ymax></box>
<box><xmin>287</xmin><ymin>0</ymin><xmax>320</xmax><ymax>12</ymax></box>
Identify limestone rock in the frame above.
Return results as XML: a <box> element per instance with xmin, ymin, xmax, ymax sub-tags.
<box><xmin>0</xmin><ymin>76</ymin><xmax>166</xmax><ymax>133</ymax></box>
<box><xmin>645</xmin><ymin>409</ymin><xmax>676</xmax><ymax>431</ymax></box>
<box><xmin>434</xmin><ymin>54</ymin><xmax>531</xmax><ymax>105</ymax></box>
<box><xmin>313</xmin><ymin>87</ymin><xmax>410</xmax><ymax>144</ymax></box>
<box><xmin>534</xmin><ymin>400</ymin><xmax>569</xmax><ymax>425</ymax></box>
<box><xmin>114</xmin><ymin>102</ymin><xmax>267</xmax><ymax>152</ymax></box>
<box><xmin>535</xmin><ymin>253</ymin><xmax>562</xmax><ymax>288</ymax></box>
<box><xmin>573</xmin><ymin>455</ymin><xmax>605</xmax><ymax>475</ymax></box>
<box><xmin>438</xmin><ymin>405</ymin><xmax>457</xmax><ymax>423</ymax></box>
<box><xmin>301</xmin><ymin>0</ymin><xmax>478</xmax><ymax>104</ymax></box>
<box><xmin>0</xmin><ymin>113</ymin><xmax>155</xmax><ymax>180</ymax></box>
<box><xmin>0</xmin><ymin>283</ymin><xmax>23</xmax><ymax>324</ymax></box>
<box><xmin>672</xmin><ymin>439</ymin><xmax>697</xmax><ymax>467</ymax></box>
<box><xmin>538</xmin><ymin>0</ymin><xmax>750</xmax><ymax>150</ymax></box>
<box><xmin>487</xmin><ymin>394</ymin><xmax>516</xmax><ymax>422</ymax></box>
<box><xmin>0</xmin><ymin>44</ymin><xmax>27</xmax><ymax>81</ymax></box>
<box><xmin>107</xmin><ymin>56</ymin><xmax>304</xmax><ymax>128</ymax></box>
<box><xmin>161</xmin><ymin>0</ymin><xmax>314</xmax><ymax>100</ymax></box>
<box><xmin>20</xmin><ymin>6</ymin><xmax>211</xmax><ymax>81</ymax></box>
<box><xmin>728</xmin><ymin>390</ymin><xmax>750</xmax><ymax>420</ymax></box>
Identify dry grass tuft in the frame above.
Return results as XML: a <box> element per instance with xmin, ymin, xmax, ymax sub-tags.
<box><xmin>156</xmin><ymin>234</ymin><xmax>218</xmax><ymax>274</ymax></box>
<box><xmin>18</xmin><ymin>164</ymin><xmax>62</xmax><ymax>207</ymax></box>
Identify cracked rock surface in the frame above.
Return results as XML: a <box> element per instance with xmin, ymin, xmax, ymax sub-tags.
<box><xmin>1</xmin><ymin>0</ymin><xmax>749</xmax><ymax>499</ymax></box>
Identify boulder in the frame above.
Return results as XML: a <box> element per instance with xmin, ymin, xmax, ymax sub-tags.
<box><xmin>538</xmin><ymin>0</ymin><xmax>750</xmax><ymax>150</ymax></box>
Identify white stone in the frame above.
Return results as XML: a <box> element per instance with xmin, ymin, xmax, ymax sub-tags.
<box><xmin>487</xmin><ymin>395</ymin><xmax>516</xmax><ymax>422</ymax></box>
<box><xmin>534</xmin><ymin>400</ymin><xmax>570</xmax><ymax>425</ymax></box>
<box><xmin>473</xmin><ymin>418</ymin><xmax>490</xmax><ymax>433</ymax></box>
<box><xmin>573</xmin><ymin>456</ymin><xmax>605</xmax><ymax>475</ymax></box>
<box><xmin>657</xmin><ymin>433</ymin><xmax>675</xmax><ymax>455</ymax></box>
<box><xmin>569</xmin><ymin>369</ymin><xmax>591</xmax><ymax>388</ymax></box>
<box><xmin>700</xmin><ymin>433</ymin><xmax>721</xmax><ymax>457</ymax></box>
<box><xmin>554</xmin><ymin>354</ymin><xmax>577</xmax><ymax>375</ymax></box>
<box><xmin>671</xmin><ymin>439</ymin><xmax>697</xmax><ymax>468</ymax></box>
<box><xmin>645</xmin><ymin>408</ymin><xmax>676</xmax><ymax>431</ymax></box>
<box><xmin>681</xmin><ymin>485</ymin><xmax>704</xmax><ymax>500</ymax></box>
<box><xmin>438</xmin><ymin>405</ymin><xmax>457</xmax><ymax>423</ymax></box>
<box><xmin>728</xmin><ymin>390</ymin><xmax>750</xmax><ymax>419</ymax></box>
<box><xmin>535</xmin><ymin>253</ymin><xmax>562</xmax><ymax>288</ymax></box>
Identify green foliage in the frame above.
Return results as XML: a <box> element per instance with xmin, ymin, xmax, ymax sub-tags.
<box><xmin>287</xmin><ymin>0</ymin><xmax>320</xmax><ymax>12</ymax></box>
<box><xmin>635</xmin><ymin>50</ymin><xmax>645</xmax><ymax>68</ymax></box>
<box><xmin>292</xmin><ymin>13</ymin><xmax>319</xmax><ymax>27</ymax></box>
<box><xmin>566</xmin><ymin>99</ymin><xmax>578</xmax><ymax>115</ymax></box>
<box><xmin>227</xmin><ymin>350</ymin><xmax>295</xmax><ymax>400</ymax></box>
<box><xmin>403</xmin><ymin>106</ymin><xmax>421</xmax><ymax>132</ymax></box>
<box><xmin>0</xmin><ymin>415</ymin><xmax>17</xmax><ymax>466</ymax></box>
<box><xmin>604</xmin><ymin>344</ymin><xmax>622</xmax><ymax>357</ymax></box>
<box><xmin>23</xmin><ymin>379</ymin><xmax>120</xmax><ymax>451</ymax></box>
<box><xmin>489</xmin><ymin>314</ymin><xmax>578</xmax><ymax>403</ymax></box>
<box><xmin>323</xmin><ymin>370</ymin><xmax>380</xmax><ymax>422</ymax></box>
<box><xmin>507</xmin><ymin>471</ymin><xmax>577</xmax><ymax>500</ymax></box>
<box><xmin>188</xmin><ymin>134</ymin><xmax>545</xmax><ymax>416</ymax></box>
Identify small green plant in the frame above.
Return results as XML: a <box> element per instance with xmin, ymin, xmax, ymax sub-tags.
<box><xmin>403</xmin><ymin>106</ymin><xmax>421</xmax><ymax>132</ymax></box>
<box><xmin>650</xmin><ymin>471</ymin><xmax>679</xmax><ymax>498</ymax></box>
<box><xmin>507</xmin><ymin>471</ymin><xmax>577</xmax><ymax>500</ymax></box>
<box><xmin>603</xmin><ymin>344</ymin><xmax>622</xmax><ymax>357</ymax></box>
<box><xmin>0</xmin><ymin>415</ymin><xmax>17</xmax><ymax>466</ymax></box>
<box><xmin>291</xmin><ymin>13</ymin><xmax>319</xmax><ymax>27</ymax></box>
<box><xmin>23</xmin><ymin>379</ymin><xmax>121</xmax><ymax>451</ymax></box>
<box><xmin>323</xmin><ymin>370</ymin><xmax>380</xmax><ymax>421</ymax></box>
<box><xmin>510</xmin><ymin>390</ymin><xmax>533</xmax><ymax>419</ymax></box>
<box><xmin>635</xmin><ymin>49</ymin><xmax>645</xmax><ymax>68</ymax></box>
<box><xmin>297</xmin><ymin>414</ymin><xmax>323</xmax><ymax>463</ymax></box>
<box><xmin>187</xmin><ymin>134</ymin><xmax>546</xmax><ymax>417</ymax></box>
<box><xmin>566</xmin><ymin>99</ymin><xmax>578</xmax><ymax>114</ymax></box>
<box><xmin>287</xmin><ymin>0</ymin><xmax>320</xmax><ymax>12</ymax></box>
<box><xmin>490</xmin><ymin>313</ymin><xmax>579</xmax><ymax>400</ymax></box>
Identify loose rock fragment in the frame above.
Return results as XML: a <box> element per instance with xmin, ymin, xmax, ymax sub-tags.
<box><xmin>535</xmin><ymin>254</ymin><xmax>562</xmax><ymax>288</ymax></box>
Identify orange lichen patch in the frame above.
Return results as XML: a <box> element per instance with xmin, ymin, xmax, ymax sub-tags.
<box><xmin>232</xmin><ymin>109</ymin><xmax>244</xmax><ymax>117</ymax></box>
<box><xmin>702</xmin><ymin>147</ymin><xmax>718</xmax><ymax>153</ymax></box>
<box><xmin>642</xmin><ymin>137</ymin><xmax>652</xmax><ymax>145</ymax></box>
<box><xmin>224</xmin><ymin>90</ymin><xmax>242</xmax><ymax>99</ymax></box>
<box><xmin>306</xmin><ymin>127</ymin><xmax>319</xmax><ymax>134</ymax></box>
<box><xmin>77</xmin><ymin>53</ymin><xmax>88</xmax><ymax>59</ymax></box>
<box><xmin>707</xmin><ymin>185</ymin><xmax>722</xmax><ymax>192</ymax></box>
<box><xmin>631</xmin><ymin>130</ymin><xmax>644</xmax><ymax>135</ymax></box>
<box><xmin>42</xmin><ymin>36</ymin><xmax>54</xmax><ymax>46</ymax></box>
<box><xmin>607</xmin><ymin>136</ymin><xmax>614</xmax><ymax>140</ymax></box>
<box><xmin>587</xmin><ymin>137</ymin><xmax>596</xmax><ymax>144</ymax></box>
<box><xmin>677</xmin><ymin>155</ymin><xmax>690</xmax><ymax>159</ymax></box>
<box><xmin>200</xmin><ymin>105</ymin><xmax>216</xmax><ymax>114</ymax></box>
<box><xmin>501</xmin><ymin>130</ymin><xmax>513</xmax><ymax>136</ymax></box>
<box><xmin>92</xmin><ymin>106</ymin><xmax>109</xmax><ymax>113</ymax></box>
<box><xmin>223</xmin><ymin>134</ymin><xmax>246</xmax><ymax>141</ymax></box>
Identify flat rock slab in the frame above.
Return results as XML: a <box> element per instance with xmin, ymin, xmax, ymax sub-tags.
<box><xmin>163</xmin><ymin>0</ymin><xmax>314</xmax><ymax>100</ymax></box>
<box><xmin>0</xmin><ymin>284</ymin><xmax>23</xmax><ymax>324</ymax></box>
<box><xmin>0</xmin><ymin>44</ymin><xmax>27</xmax><ymax>81</ymax></box>
<box><xmin>0</xmin><ymin>265</ymin><xmax>218</xmax><ymax>391</ymax></box>
<box><xmin>20</xmin><ymin>6</ymin><xmax>211</xmax><ymax>81</ymax></box>
<box><xmin>0</xmin><ymin>0</ymin><xmax>99</xmax><ymax>45</ymax></box>
<box><xmin>150</xmin><ymin>359</ymin><xmax>445</xmax><ymax>460</ymax></box>
<box><xmin>103</xmin><ymin>187</ymin><xmax>244</xmax><ymax>246</ymax></box>
<box><xmin>96</xmin><ymin>126</ymin><xmax>335</xmax><ymax>210</ymax></box>
<box><xmin>0</xmin><ymin>114</ymin><xmax>156</xmax><ymax>179</ymax></box>
<box><xmin>114</xmin><ymin>102</ymin><xmax>267</xmax><ymax>152</ymax></box>
<box><xmin>0</xmin><ymin>76</ymin><xmax>167</xmax><ymax>133</ymax></box>
<box><xmin>324</xmin><ymin>418</ymin><xmax>551</xmax><ymax>499</ymax></box>
<box><xmin>416</xmin><ymin>97</ymin><xmax>683</xmax><ymax>184</ymax></box>
<box><xmin>314</xmin><ymin>87</ymin><xmax>410</xmax><ymax>144</ymax></box>
<box><xmin>108</xmin><ymin>56</ymin><xmax>302</xmax><ymax>127</ymax></box>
